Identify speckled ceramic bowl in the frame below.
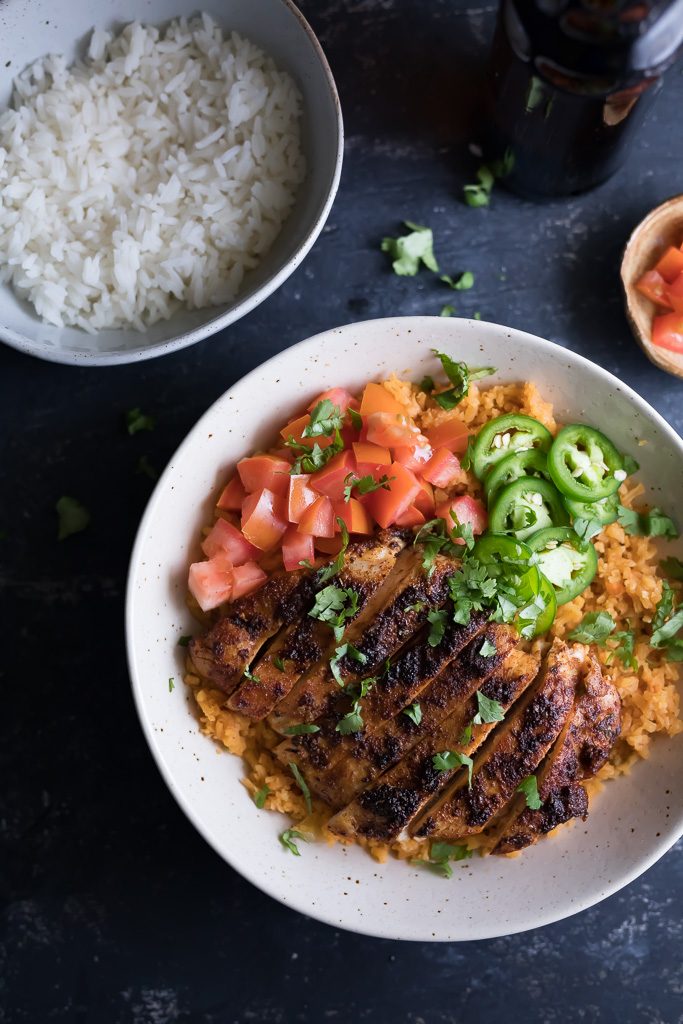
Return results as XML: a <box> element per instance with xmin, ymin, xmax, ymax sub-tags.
<box><xmin>0</xmin><ymin>0</ymin><xmax>342</xmax><ymax>366</ymax></box>
<box><xmin>126</xmin><ymin>316</ymin><xmax>683</xmax><ymax>941</ymax></box>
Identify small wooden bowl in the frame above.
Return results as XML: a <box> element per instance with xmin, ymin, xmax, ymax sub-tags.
<box><xmin>621</xmin><ymin>194</ymin><xmax>683</xmax><ymax>379</ymax></box>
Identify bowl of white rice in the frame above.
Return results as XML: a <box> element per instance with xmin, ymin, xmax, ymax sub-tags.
<box><xmin>0</xmin><ymin>0</ymin><xmax>342</xmax><ymax>365</ymax></box>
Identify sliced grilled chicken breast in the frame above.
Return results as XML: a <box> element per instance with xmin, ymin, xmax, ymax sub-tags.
<box><xmin>412</xmin><ymin>639</ymin><xmax>582</xmax><ymax>841</ymax></box>
<box><xmin>328</xmin><ymin>648</ymin><xmax>539</xmax><ymax>840</ymax></box>
<box><xmin>492</xmin><ymin>652</ymin><xmax>621</xmax><ymax>855</ymax></box>
<box><xmin>268</xmin><ymin>550</ymin><xmax>457</xmax><ymax>735</ymax></box>
<box><xmin>188</xmin><ymin>569</ymin><xmax>315</xmax><ymax>695</ymax></box>
<box><xmin>227</xmin><ymin>530</ymin><xmax>408</xmax><ymax>719</ymax></box>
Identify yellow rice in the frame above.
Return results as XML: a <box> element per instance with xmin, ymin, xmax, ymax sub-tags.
<box><xmin>184</xmin><ymin>378</ymin><xmax>682</xmax><ymax>862</ymax></box>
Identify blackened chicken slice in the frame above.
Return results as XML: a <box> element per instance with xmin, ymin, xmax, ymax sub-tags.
<box><xmin>227</xmin><ymin>529</ymin><xmax>408</xmax><ymax>719</ymax></box>
<box><xmin>268</xmin><ymin>549</ymin><xmax>456</xmax><ymax>735</ymax></box>
<box><xmin>492</xmin><ymin>651</ymin><xmax>621</xmax><ymax>855</ymax></box>
<box><xmin>328</xmin><ymin>648</ymin><xmax>539</xmax><ymax>840</ymax></box>
<box><xmin>188</xmin><ymin>569</ymin><xmax>315</xmax><ymax>696</ymax></box>
<box><xmin>276</xmin><ymin>613</ymin><xmax>492</xmax><ymax>805</ymax></box>
<box><xmin>412</xmin><ymin>639</ymin><xmax>582</xmax><ymax>841</ymax></box>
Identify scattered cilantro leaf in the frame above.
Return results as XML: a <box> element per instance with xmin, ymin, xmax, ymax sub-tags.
<box><xmin>440</xmin><ymin>305</ymin><xmax>455</xmax><ymax>318</ymax></box>
<box><xmin>343</xmin><ymin>473</ymin><xmax>394</xmax><ymax>502</ymax></box>
<box><xmin>463</xmin><ymin>165</ymin><xmax>495</xmax><ymax>207</ymax></box>
<box><xmin>303</xmin><ymin>400</ymin><xmax>344</xmax><ymax>438</ymax></box>
<box><xmin>178</xmin><ymin>635</ymin><xmax>192</xmax><ymax>647</ymax></box>
<box><xmin>517</xmin><ymin>775</ymin><xmax>542</xmax><ymax>810</ymax></box>
<box><xmin>432</xmin><ymin>750</ymin><xmax>474</xmax><ymax>786</ymax></box>
<box><xmin>427</xmin><ymin>608</ymin><xmax>448</xmax><ymax>647</ymax></box>
<box><xmin>413</xmin><ymin>515</ymin><xmax>471</xmax><ymax>575</ymax></box>
<box><xmin>283</xmin><ymin>723</ymin><xmax>321</xmax><ymax>735</ymax></box>
<box><xmin>650</xmin><ymin>582</ymin><xmax>683</xmax><ymax>660</ymax></box>
<box><xmin>56</xmin><ymin>496</ymin><xmax>91</xmax><ymax>540</ymax></box>
<box><xmin>329</xmin><ymin>641</ymin><xmax>367</xmax><ymax>686</ymax></box>
<box><xmin>431</xmin><ymin>349</ymin><xmax>495</xmax><ymax>410</ymax></box>
<box><xmin>460</xmin><ymin>437</ymin><xmax>476</xmax><ymax>472</ymax></box>
<box><xmin>441</xmin><ymin>271</ymin><xmax>474</xmax><ymax>291</ymax></box>
<box><xmin>288</xmin><ymin>762</ymin><xmax>312</xmax><ymax>814</ymax></box>
<box><xmin>405</xmin><ymin>601</ymin><xmax>425</xmax><ymax>613</ymax></box>
<box><xmin>617</xmin><ymin>505</ymin><xmax>678</xmax><ymax>539</ymax></box>
<box><xmin>661</xmin><ymin>557</ymin><xmax>683</xmax><ymax>581</ymax></box>
<box><xmin>473</xmin><ymin>689</ymin><xmax>505</xmax><ymax>724</ymax></box>
<box><xmin>136</xmin><ymin>454</ymin><xmax>158</xmax><ymax>481</ymax></box>
<box><xmin>347</xmin><ymin>407</ymin><xmax>363</xmax><ymax>432</ymax></box>
<box><xmin>572</xmin><ymin>517</ymin><xmax>603</xmax><ymax>543</ymax></box>
<box><xmin>242</xmin><ymin>665</ymin><xmax>260</xmax><ymax>684</ymax></box>
<box><xmin>458</xmin><ymin>724</ymin><xmax>473</xmax><ymax>745</ymax></box>
<box><xmin>315</xmin><ymin>519</ymin><xmax>350</xmax><ymax>584</ymax></box>
<box><xmin>336</xmin><ymin>702</ymin><xmax>365</xmax><ymax>735</ymax></box>
<box><xmin>168</xmin><ymin>677</ymin><xmax>175</xmax><ymax>692</ymax></box>
<box><xmin>309</xmin><ymin>584</ymin><xmax>360</xmax><ymax>641</ymax></box>
<box><xmin>279</xmin><ymin>828</ymin><xmax>307</xmax><ymax>856</ymax></box>
<box><xmin>403</xmin><ymin>702</ymin><xmax>422</xmax><ymax>726</ymax></box>
<box><xmin>125</xmin><ymin>407</ymin><xmax>155</xmax><ymax>435</ymax></box>
<box><xmin>479</xmin><ymin>639</ymin><xmax>496</xmax><ymax>658</ymax></box>
<box><xmin>285</xmin><ymin>431</ymin><xmax>344</xmax><ymax>474</ymax></box>
<box><xmin>419</xmin><ymin>374</ymin><xmax>435</xmax><ymax>392</ymax></box>
<box><xmin>381</xmin><ymin>221</ymin><xmax>439</xmax><ymax>276</ymax></box>
<box><xmin>473</xmin><ymin>311</ymin><xmax>482</xmax><ymax>320</ymax></box>
<box><xmin>254</xmin><ymin>785</ymin><xmax>270</xmax><ymax>808</ymax></box>
<box><xmin>411</xmin><ymin>857</ymin><xmax>454</xmax><ymax>879</ymax></box>
<box><xmin>273</xmin><ymin>656</ymin><xmax>287</xmax><ymax>672</ymax></box>
<box><xmin>607</xmin><ymin>630</ymin><xmax>638</xmax><ymax>671</ymax></box>
<box><xmin>431</xmin><ymin>841</ymin><xmax>471</xmax><ymax>864</ymax></box>
<box><xmin>567</xmin><ymin>611</ymin><xmax>616</xmax><ymax>645</ymax></box>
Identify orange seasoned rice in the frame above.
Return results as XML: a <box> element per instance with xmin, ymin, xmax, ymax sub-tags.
<box><xmin>184</xmin><ymin>378</ymin><xmax>682</xmax><ymax>863</ymax></box>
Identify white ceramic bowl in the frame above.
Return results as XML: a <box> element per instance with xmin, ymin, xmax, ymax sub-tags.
<box><xmin>0</xmin><ymin>0</ymin><xmax>342</xmax><ymax>366</ymax></box>
<box><xmin>126</xmin><ymin>316</ymin><xmax>683</xmax><ymax>941</ymax></box>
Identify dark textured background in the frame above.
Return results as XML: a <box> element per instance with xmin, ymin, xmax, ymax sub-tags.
<box><xmin>2</xmin><ymin>2</ymin><xmax>683</xmax><ymax>1022</ymax></box>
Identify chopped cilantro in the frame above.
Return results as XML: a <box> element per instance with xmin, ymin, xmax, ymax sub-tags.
<box><xmin>463</xmin><ymin>165</ymin><xmax>495</xmax><ymax>208</ymax></box>
<box><xmin>279</xmin><ymin>828</ymin><xmax>307</xmax><ymax>856</ymax></box>
<box><xmin>460</xmin><ymin>437</ymin><xmax>476</xmax><ymax>472</ymax></box>
<box><xmin>242</xmin><ymin>665</ymin><xmax>261</xmax><ymax>684</ymax></box>
<box><xmin>303</xmin><ymin>400</ymin><xmax>345</xmax><ymax>438</ymax></box>
<box><xmin>285</xmin><ymin>432</ymin><xmax>344</xmax><ymax>475</ymax></box>
<box><xmin>419</xmin><ymin>374</ymin><xmax>436</xmax><ymax>392</ymax></box>
<box><xmin>517</xmin><ymin>775</ymin><xmax>542</xmax><ymax>810</ymax></box>
<box><xmin>288</xmin><ymin>762</ymin><xmax>312</xmax><ymax>814</ymax></box>
<box><xmin>661</xmin><ymin>557</ymin><xmax>683</xmax><ymax>581</ymax></box>
<box><xmin>405</xmin><ymin>601</ymin><xmax>426</xmax><ymax>613</ymax></box>
<box><xmin>125</xmin><ymin>407</ymin><xmax>155</xmax><ymax>435</ymax></box>
<box><xmin>473</xmin><ymin>312</ymin><xmax>482</xmax><ymax>320</ymax></box>
<box><xmin>56</xmin><ymin>496</ymin><xmax>91</xmax><ymax>540</ymax></box>
<box><xmin>439</xmin><ymin>305</ymin><xmax>455</xmax><ymax>318</ymax></box>
<box><xmin>458</xmin><ymin>724</ymin><xmax>473</xmax><ymax>745</ymax></box>
<box><xmin>650</xmin><ymin>582</ymin><xmax>683</xmax><ymax>660</ymax></box>
<box><xmin>427</xmin><ymin>608</ymin><xmax>448</xmax><ymax>647</ymax></box>
<box><xmin>473</xmin><ymin>689</ymin><xmax>505</xmax><ymax>724</ymax></box>
<box><xmin>168</xmin><ymin>677</ymin><xmax>175</xmax><ymax>692</ymax></box>
<box><xmin>273</xmin><ymin>655</ymin><xmax>287</xmax><ymax>672</ymax></box>
<box><xmin>567</xmin><ymin>611</ymin><xmax>616</xmax><ymax>645</ymax></box>
<box><xmin>413</xmin><ymin>515</ymin><xmax>472</xmax><ymax>576</ymax></box>
<box><xmin>347</xmin><ymin>407</ymin><xmax>363</xmax><ymax>431</ymax></box>
<box><xmin>336</xmin><ymin>677</ymin><xmax>377</xmax><ymax>734</ymax></box>
<box><xmin>381</xmin><ymin>221</ymin><xmax>439</xmax><ymax>276</ymax></box>
<box><xmin>479</xmin><ymin>638</ymin><xmax>497</xmax><ymax>658</ymax></box>
<box><xmin>309</xmin><ymin>584</ymin><xmax>359</xmax><ymax>641</ymax></box>
<box><xmin>316</xmin><ymin>519</ymin><xmax>350</xmax><ymax>584</ymax></box>
<box><xmin>329</xmin><ymin>641</ymin><xmax>367</xmax><ymax>686</ymax></box>
<box><xmin>617</xmin><ymin>505</ymin><xmax>678</xmax><ymax>539</ymax></box>
<box><xmin>178</xmin><ymin>635</ymin><xmax>192</xmax><ymax>647</ymax></box>
<box><xmin>403</xmin><ymin>702</ymin><xmax>422</xmax><ymax>726</ymax></box>
<box><xmin>283</xmin><ymin>723</ymin><xmax>321</xmax><ymax>735</ymax></box>
<box><xmin>431</xmin><ymin>349</ymin><xmax>495</xmax><ymax>410</ymax></box>
<box><xmin>343</xmin><ymin>473</ymin><xmax>394</xmax><ymax>502</ymax></box>
<box><xmin>254</xmin><ymin>785</ymin><xmax>270</xmax><ymax>808</ymax></box>
<box><xmin>572</xmin><ymin>516</ymin><xmax>603</xmax><ymax>543</ymax></box>
<box><xmin>136</xmin><ymin>454</ymin><xmax>158</xmax><ymax>481</ymax></box>
<box><xmin>432</xmin><ymin>750</ymin><xmax>473</xmax><ymax>786</ymax></box>
<box><xmin>441</xmin><ymin>271</ymin><xmax>474</xmax><ymax>291</ymax></box>
<box><xmin>431</xmin><ymin>841</ymin><xmax>471</xmax><ymax>864</ymax></box>
<box><xmin>607</xmin><ymin>630</ymin><xmax>638</xmax><ymax>671</ymax></box>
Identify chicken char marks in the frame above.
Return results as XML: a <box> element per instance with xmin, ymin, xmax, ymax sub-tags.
<box><xmin>491</xmin><ymin>651</ymin><xmax>621</xmax><ymax>855</ymax></box>
<box><xmin>227</xmin><ymin>529</ymin><xmax>408</xmax><ymax>719</ymax></box>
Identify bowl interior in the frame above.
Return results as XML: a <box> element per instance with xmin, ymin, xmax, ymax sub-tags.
<box><xmin>126</xmin><ymin>316</ymin><xmax>683</xmax><ymax>941</ymax></box>
<box><xmin>0</xmin><ymin>0</ymin><xmax>341</xmax><ymax>364</ymax></box>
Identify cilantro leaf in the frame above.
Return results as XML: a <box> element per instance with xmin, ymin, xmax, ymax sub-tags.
<box><xmin>430</xmin><ymin>841</ymin><xmax>471</xmax><ymax>864</ymax></box>
<box><xmin>279</xmin><ymin>828</ymin><xmax>307</xmax><ymax>856</ymax></box>
<box><xmin>329</xmin><ymin>641</ymin><xmax>367</xmax><ymax>686</ymax></box>
<box><xmin>567</xmin><ymin>611</ymin><xmax>616</xmax><ymax>645</ymax></box>
<box><xmin>413</xmin><ymin>515</ymin><xmax>471</xmax><ymax>575</ymax></box>
<box><xmin>463</xmin><ymin>165</ymin><xmax>495</xmax><ymax>207</ymax></box>
<box><xmin>405</xmin><ymin>601</ymin><xmax>425</xmax><ymax>613</ymax></box>
<box><xmin>431</xmin><ymin>349</ymin><xmax>495</xmax><ymax>410</ymax></box>
<box><xmin>315</xmin><ymin>519</ymin><xmax>350</xmax><ymax>584</ymax></box>
<box><xmin>661</xmin><ymin>557</ymin><xmax>683</xmax><ymax>581</ymax></box>
<box><xmin>479</xmin><ymin>638</ymin><xmax>497</xmax><ymax>658</ymax></box>
<box><xmin>441</xmin><ymin>271</ymin><xmax>474</xmax><ymax>291</ymax></box>
<box><xmin>607</xmin><ymin>630</ymin><xmax>638</xmax><ymax>671</ymax></box>
<box><xmin>285</xmin><ymin>431</ymin><xmax>344</xmax><ymax>474</ymax></box>
<box><xmin>273</xmin><ymin>656</ymin><xmax>287</xmax><ymax>672</ymax></box>
<box><xmin>419</xmin><ymin>374</ymin><xmax>435</xmax><ymax>392</ymax></box>
<box><xmin>617</xmin><ymin>505</ymin><xmax>678</xmax><ymax>539</ymax></box>
<box><xmin>136</xmin><ymin>454</ymin><xmax>158</xmax><ymax>481</ymax></box>
<box><xmin>283</xmin><ymin>724</ymin><xmax>321</xmax><ymax>735</ymax></box>
<box><xmin>651</xmin><ymin>582</ymin><xmax>683</xmax><ymax>659</ymax></box>
<box><xmin>56</xmin><ymin>496</ymin><xmax>91</xmax><ymax>540</ymax></box>
<box><xmin>309</xmin><ymin>584</ymin><xmax>359</xmax><ymax>642</ymax></box>
<box><xmin>572</xmin><ymin>517</ymin><xmax>603</xmax><ymax>543</ymax></box>
<box><xmin>458</xmin><ymin>724</ymin><xmax>473</xmax><ymax>745</ymax></box>
<box><xmin>254</xmin><ymin>784</ymin><xmax>270</xmax><ymax>808</ymax></box>
<box><xmin>473</xmin><ymin>689</ymin><xmax>505</xmax><ymax>725</ymax></box>
<box><xmin>343</xmin><ymin>473</ymin><xmax>394</xmax><ymax>502</ymax></box>
<box><xmin>288</xmin><ymin>762</ymin><xmax>312</xmax><ymax>814</ymax></box>
<box><xmin>517</xmin><ymin>775</ymin><xmax>542</xmax><ymax>810</ymax></box>
<box><xmin>178</xmin><ymin>635</ymin><xmax>192</xmax><ymax>647</ymax></box>
<box><xmin>439</xmin><ymin>305</ymin><xmax>455</xmax><ymax>318</ymax></box>
<box><xmin>125</xmin><ymin>407</ymin><xmax>155</xmax><ymax>435</ymax></box>
<box><xmin>381</xmin><ymin>221</ymin><xmax>439</xmax><ymax>276</ymax></box>
<box><xmin>303</xmin><ymin>400</ymin><xmax>344</xmax><ymax>438</ymax></box>
<box><xmin>403</xmin><ymin>702</ymin><xmax>422</xmax><ymax>726</ymax></box>
<box><xmin>411</xmin><ymin>857</ymin><xmax>454</xmax><ymax>878</ymax></box>
<box><xmin>432</xmin><ymin>750</ymin><xmax>474</xmax><ymax>786</ymax></box>
<box><xmin>460</xmin><ymin>437</ymin><xmax>476</xmax><ymax>472</ymax></box>
<box><xmin>427</xmin><ymin>609</ymin><xmax>448</xmax><ymax>647</ymax></box>
<box><xmin>336</xmin><ymin>702</ymin><xmax>365</xmax><ymax>735</ymax></box>
<box><xmin>242</xmin><ymin>665</ymin><xmax>260</xmax><ymax>684</ymax></box>
<box><xmin>347</xmin><ymin>407</ymin><xmax>363</xmax><ymax>431</ymax></box>
<box><xmin>168</xmin><ymin>677</ymin><xmax>175</xmax><ymax>692</ymax></box>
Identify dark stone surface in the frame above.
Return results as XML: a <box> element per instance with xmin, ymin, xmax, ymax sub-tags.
<box><xmin>2</xmin><ymin>2</ymin><xmax>683</xmax><ymax>1021</ymax></box>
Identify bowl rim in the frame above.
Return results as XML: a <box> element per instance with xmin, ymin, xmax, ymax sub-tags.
<box><xmin>0</xmin><ymin>0</ymin><xmax>344</xmax><ymax>368</ymax></box>
<box><xmin>126</xmin><ymin>315</ymin><xmax>683</xmax><ymax>940</ymax></box>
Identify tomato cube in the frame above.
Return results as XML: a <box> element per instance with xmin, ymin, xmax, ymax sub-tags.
<box><xmin>425</xmin><ymin>418</ymin><xmax>470</xmax><ymax>454</ymax></box>
<box><xmin>366</xmin><ymin>461</ymin><xmax>421</xmax><ymax>528</ymax></box>
<box><xmin>359</xmin><ymin>382</ymin><xmax>405</xmax><ymax>417</ymax></box>
<box><xmin>287</xmin><ymin>474</ymin><xmax>318</xmax><ymax>523</ymax></box>
<box><xmin>280</xmin><ymin>414</ymin><xmax>335</xmax><ymax>451</ymax></box>
<box><xmin>333</xmin><ymin>497</ymin><xmax>374</xmax><ymax>534</ymax></box>
<box><xmin>241</xmin><ymin>488</ymin><xmax>288</xmax><ymax>550</ymax></box>
<box><xmin>307</xmin><ymin>387</ymin><xmax>357</xmax><ymax>414</ymax></box>
<box><xmin>282</xmin><ymin>525</ymin><xmax>315</xmax><ymax>571</ymax></box>
<box><xmin>652</xmin><ymin>312</ymin><xmax>683</xmax><ymax>354</ymax></box>
<box><xmin>665</xmin><ymin>272</ymin><xmax>683</xmax><ymax>314</ymax></box>
<box><xmin>188</xmin><ymin>553</ymin><xmax>233</xmax><ymax>612</ymax></box>
<box><xmin>422</xmin><ymin>448</ymin><xmax>462</xmax><ymax>488</ymax></box>
<box><xmin>202</xmin><ymin>518</ymin><xmax>260</xmax><ymax>564</ymax></box>
<box><xmin>315</xmin><ymin>535</ymin><xmax>344</xmax><ymax>555</ymax></box>
<box><xmin>394</xmin><ymin>442</ymin><xmax>433</xmax><ymax>473</ymax></box>
<box><xmin>655</xmin><ymin>246</ymin><xmax>683</xmax><ymax>284</ymax></box>
<box><xmin>298</xmin><ymin>495</ymin><xmax>336</xmax><ymax>538</ymax></box>
<box><xmin>231</xmin><ymin>561</ymin><xmax>267</xmax><ymax>599</ymax></box>
<box><xmin>216</xmin><ymin>475</ymin><xmax>246</xmax><ymax>511</ymax></box>
<box><xmin>309</xmin><ymin>449</ymin><xmax>355</xmax><ymax>501</ymax></box>
<box><xmin>366</xmin><ymin>411</ymin><xmax>424</xmax><ymax>448</ymax></box>
<box><xmin>436</xmin><ymin>495</ymin><xmax>488</xmax><ymax>538</ymax></box>
<box><xmin>636</xmin><ymin>270</ymin><xmax>673</xmax><ymax>308</ymax></box>
<box><xmin>395</xmin><ymin>505</ymin><xmax>426</xmax><ymax>527</ymax></box>
<box><xmin>352</xmin><ymin>441</ymin><xmax>392</xmax><ymax>473</ymax></box>
<box><xmin>237</xmin><ymin>454</ymin><xmax>291</xmax><ymax>496</ymax></box>
<box><xmin>413</xmin><ymin>478</ymin><xmax>435</xmax><ymax>516</ymax></box>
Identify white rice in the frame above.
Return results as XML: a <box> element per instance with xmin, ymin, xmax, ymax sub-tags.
<box><xmin>0</xmin><ymin>15</ymin><xmax>305</xmax><ymax>333</ymax></box>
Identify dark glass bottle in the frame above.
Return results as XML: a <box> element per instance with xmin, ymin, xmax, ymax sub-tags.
<box><xmin>484</xmin><ymin>0</ymin><xmax>683</xmax><ymax>199</ymax></box>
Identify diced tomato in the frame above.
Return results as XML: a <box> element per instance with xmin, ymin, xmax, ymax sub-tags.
<box><xmin>436</xmin><ymin>495</ymin><xmax>488</xmax><ymax>538</ymax></box>
<box><xmin>237</xmin><ymin>454</ymin><xmax>291</xmax><ymax>496</ymax></box>
<box><xmin>655</xmin><ymin>246</ymin><xmax>683</xmax><ymax>284</ymax></box>
<box><xmin>298</xmin><ymin>495</ymin><xmax>336</xmax><ymax>538</ymax></box>
<box><xmin>241</xmin><ymin>488</ymin><xmax>288</xmax><ymax>550</ymax></box>
<box><xmin>307</xmin><ymin>387</ymin><xmax>356</xmax><ymax>414</ymax></box>
<box><xmin>216</xmin><ymin>475</ymin><xmax>246</xmax><ymax>511</ymax></box>
<box><xmin>282</xmin><ymin>525</ymin><xmax>315</xmax><ymax>571</ymax></box>
<box><xmin>425</xmin><ymin>418</ymin><xmax>470</xmax><ymax>455</ymax></box>
<box><xmin>188</xmin><ymin>553</ymin><xmax>233</xmax><ymax>612</ymax></box>
<box><xmin>309</xmin><ymin>449</ymin><xmax>355</xmax><ymax>501</ymax></box>
<box><xmin>414</xmin><ymin>478</ymin><xmax>435</xmax><ymax>516</ymax></box>
<box><xmin>665</xmin><ymin>272</ymin><xmax>683</xmax><ymax>314</ymax></box>
<box><xmin>231</xmin><ymin>561</ymin><xmax>268</xmax><ymax>599</ymax></box>
<box><xmin>394</xmin><ymin>442</ymin><xmax>433</xmax><ymax>473</ymax></box>
<box><xmin>315</xmin><ymin>535</ymin><xmax>344</xmax><ymax>555</ymax></box>
<box><xmin>359</xmin><ymin>381</ymin><xmax>405</xmax><ymax>417</ymax></box>
<box><xmin>395</xmin><ymin>505</ymin><xmax>426</xmax><ymax>527</ymax></box>
<box><xmin>366</xmin><ymin>461</ymin><xmax>421</xmax><ymax>528</ymax></box>
<box><xmin>279</xmin><ymin>414</ymin><xmax>336</xmax><ymax>451</ymax></box>
<box><xmin>353</xmin><ymin>441</ymin><xmax>392</xmax><ymax>473</ymax></box>
<box><xmin>287</xmin><ymin>474</ymin><xmax>318</xmax><ymax>523</ymax></box>
<box><xmin>366</xmin><ymin>411</ymin><xmax>426</xmax><ymax>448</ymax></box>
<box><xmin>333</xmin><ymin>497</ymin><xmax>374</xmax><ymax>534</ymax></box>
<box><xmin>202</xmin><ymin>518</ymin><xmax>260</xmax><ymax>565</ymax></box>
<box><xmin>652</xmin><ymin>312</ymin><xmax>683</xmax><ymax>353</ymax></box>
<box><xmin>636</xmin><ymin>269</ymin><xmax>673</xmax><ymax>308</ymax></box>
<box><xmin>422</xmin><ymin>448</ymin><xmax>462</xmax><ymax>488</ymax></box>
